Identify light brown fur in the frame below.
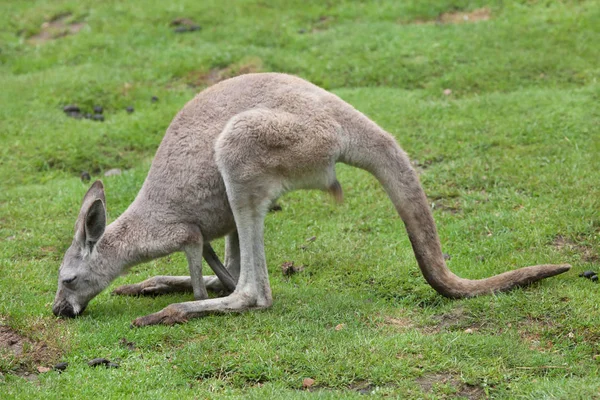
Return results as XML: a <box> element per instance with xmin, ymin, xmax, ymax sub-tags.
<box><xmin>52</xmin><ymin>73</ymin><xmax>570</xmax><ymax>326</ymax></box>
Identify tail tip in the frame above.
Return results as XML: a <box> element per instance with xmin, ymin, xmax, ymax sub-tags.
<box><xmin>543</xmin><ymin>263</ymin><xmax>571</xmax><ymax>276</ymax></box>
<box><xmin>557</xmin><ymin>263</ymin><xmax>572</xmax><ymax>273</ymax></box>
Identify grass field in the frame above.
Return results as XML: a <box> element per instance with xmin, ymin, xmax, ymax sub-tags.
<box><xmin>1</xmin><ymin>0</ymin><xmax>599</xmax><ymax>398</ymax></box>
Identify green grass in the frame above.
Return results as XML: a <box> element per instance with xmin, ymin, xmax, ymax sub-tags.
<box><xmin>1</xmin><ymin>0</ymin><xmax>599</xmax><ymax>398</ymax></box>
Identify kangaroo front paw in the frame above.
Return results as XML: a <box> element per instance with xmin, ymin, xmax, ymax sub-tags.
<box><xmin>113</xmin><ymin>282</ymin><xmax>168</xmax><ymax>296</ymax></box>
<box><xmin>113</xmin><ymin>278</ymin><xmax>175</xmax><ymax>296</ymax></box>
<box><xmin>112</xmin><ymin>283</ymin><xmax>144</xmax><ymax>296</ymax></box>
<box><xmin>131</xmin><ymin>305</ymin><xmax>188</xmax><ymax>327</ymax></box>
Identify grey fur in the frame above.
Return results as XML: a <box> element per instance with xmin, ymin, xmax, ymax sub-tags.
<box><xmin>52</xmin><ymin>73</ymin><xmax>571</xmax><ymax>326</ymax></box>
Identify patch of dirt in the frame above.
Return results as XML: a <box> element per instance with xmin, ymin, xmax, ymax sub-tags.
<box><xmin>28</xmin><ymin>13</ymin><xmax>86</xmax><ymax>44</ymax></box>
<box><xmin>515</xmin><ymin>318</ymin><xmax>556</xmax><ymax>352</ymax></box>
<box><xmin>439</xmin><ymin>8</ymin><xmax>491</xmax><ymax>24</ymax></box>
<box><xmin>553</xmin><ymin>235</ymin><xmax>599</xmax><ymax>263</ymax></box>
<box><xmin>347</xmin><ymin>381</ymin><xmax>377</xmax><ymax>395</ymax></box>
<box><xmin>382</xmin><ymin>315</ymin><xmax>414</xmax><ymax>330</ymax></box>
<box><xmin>519</xmin><ymin>330</ymin><xmax>554</xmax><ymax>352</ymax></box>
<box><xmin>186</xmin><ymin>57</ymin><xmax>263</xmax><ymax>88</ymax></box>
<box><xmin>423</xmin><ymin>307</ymin><xmax>480</xmax><ymax>333</ymax></box>
<box><xmin>416</xmin><ymin>373</ymin><xmax>486</xmax><ymax>399</ymax></box>
<box><xmin>430</xmin><ymin>313</ymin><xmax>462</xmax><ymax>332</ymax></box>
<box><xmin>459</xmin><ymin>384</ymin><xmax>487</xmax><ymax>399</ymax></box>
<box><xmin>431</xmin><ymin>198</ymin><xmax>462</xmax><ymax>214</ymax></box>
<box><xmin>297</xmin><ymin>15</ymin><xmax>334</xmax><ymax>35</ymax></box>
<box><xmin>409</xmin><ymin>8</ymin><xmax>491</xmax><ymax>25</ymax></box>
<box><xmin>411</xmin><ymin>156</ymin><xmax>445</xmax><ymax>173</ymax></box>
<box><xmin>303</xmin><ymin>381</ymin><xmax>385</xmax><ymax>395</ymax></box>
<box><xmin>0</xmin><ymin>324</ymin><xmax>62</xmax><ymax>373</ymax></box>
<box><xmin>22</xmin><ymin>372</ymin><xmax>42</xmax><ymax>383</ymax></box>
<box><xmin>311</xmin><ymin>15</ymin><xmax>334</xmax><ymax>33</ymax></box>
<box><xmin>0</xmin><ymin>326</ymin><xmax>29</xmax><ymax>357</ymax></box>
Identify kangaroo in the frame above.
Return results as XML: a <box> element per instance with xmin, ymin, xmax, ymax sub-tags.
<box><xmin>52</xmin><ymin>73</ymin><xmax>571</xmax><ymax>326</ymax></box>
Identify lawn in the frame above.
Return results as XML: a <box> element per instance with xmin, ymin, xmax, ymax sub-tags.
<box><xmin>0</xmin><ymin>0</ymin><xmax>599</xmax><ymax>398</ymax></box>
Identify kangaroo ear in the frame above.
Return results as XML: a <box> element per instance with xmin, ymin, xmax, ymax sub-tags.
<box><xmin>84</xmin><ymin>199</ymin><xmax>106</xmax><ymax>245</ymax></box>
<box><xmin>75</xmin><ymin>181</ymin><xmax>106</xmax><ymax>248</ymax></box>
<box><xmin>83</xmin><ymin>180</ymin><xmax>105</xmax><ymax>204</ymax></box>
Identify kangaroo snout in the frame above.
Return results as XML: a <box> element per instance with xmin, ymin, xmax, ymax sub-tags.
<box><xmin>52</xmin><ymin>299</ymin><xmax>85</xmax><ymax>318</ymax></box>
<box><xmin>52</xmin><ymin>301</ymin><xmax>76</xmax><ymax>318</ymax></box>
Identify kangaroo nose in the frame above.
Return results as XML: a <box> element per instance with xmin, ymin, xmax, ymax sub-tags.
<box><xmin>53</xmin><ymin>302</ymin><xmax>77</xmax><ymax>318</ymax></box>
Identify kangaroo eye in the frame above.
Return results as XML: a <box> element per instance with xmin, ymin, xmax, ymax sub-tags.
<box><xmin>62</xmin><ymin>275</ymin><xmax>77</xmax><ymax>285</ymax></box>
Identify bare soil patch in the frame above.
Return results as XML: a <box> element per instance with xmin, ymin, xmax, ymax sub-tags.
<box><xmin>382</xmin><ymin>315</ymin><xmax>414</xmax><ymax>330</ymax></box>
<box><xmin>0</xmin><ymin>324</ymin><xmax>62</xmax><ymax>373</ymax></box>
<box><xmin>515</xmin><ymin>316</ymin><xmax>599</xmax><ymax>353</ymax></box>
<box><xmin>186</xmin><ymin>58</ymin><xmax>263</xmax><ymax>88</ymax></box>
<box><xmin>431</xmin><ymin>198</ymin><xmax>462</xmax><ymax>214</ymax></box>
<box><xmin>347</xmin><ymin>380</ymin><xmax>377</xmax><ymax>395</ymax></box>
<box><xmin>303</xmin><ymin>380</ymin><xmax>385</xmax><ymax>395</ymax></box>
<box><xmin>423</xmin><ymin>307</ymin><xmax>481</xmax><ymax>334</ymax></box>
<box><xmin>408</xmin><ymin>8</ymin><xmax>491</xmax><ymax>25</ymax></box>
<box><xmin>0</xmin><ymin>326</ymin><xmax>29</xmax><ymax>357</ymax></box>
<box><xmin>311</xmin><ymin>15</ymin><xmax>334</xmax><ymax>33</ymax></box>
<box><xmin>416</xmin><ymin>373</ymin><xmax>486</xmax><ymax>399</ymax></box>
<box><xmin>510</xmin><ymin>317</ymin><xmax>556</xmax><ymax>352</ymax></box>
<box><xmin>411</xmin><ymin>156</ymin><xmax>445</xmax><ymax>173</ymax></box>
<box><xmin>519</xmin><ymin>330</ymin><xmax>554</xmax><ymax>352</ymax></box>
<box><xmin>433</xmin><ymin>307</ymin><xmax>467</xmax><ymax>329</ymax></box>
<box><xmin>439</xmin><ymin>8</ymin><xmax>491</xmax><ymax>24</ymax></box>
<box><xmin>553</xmin><ymin>235</ymin><xmax>599</xmax><ymax>263</ymax></box>
<box><xmin>28</xmin><ymin>13</ymin><xmax>86</xmax><ymax>44</ymax></box>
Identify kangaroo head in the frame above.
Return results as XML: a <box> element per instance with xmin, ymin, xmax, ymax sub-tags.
<box><xmin>53</xmin><ymin>180</ymin><xmax>109</xmax><ymax>318</ymax></box>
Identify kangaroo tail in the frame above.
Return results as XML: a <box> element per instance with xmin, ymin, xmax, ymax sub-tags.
<box><xmin>337</xmin><ymin>111</ymin><xmax>570</xmax><ymax>298</ymax></box>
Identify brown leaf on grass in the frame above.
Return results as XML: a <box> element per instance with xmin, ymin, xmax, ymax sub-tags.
<box><xmin>36</xmin><ymin>366</ymin><xmax>51</xmax><ymax>373</ymax></box>
<box><xmin>303</xmin><ymin>377</ymin><xmax>315</xmax><ymax>389</ymax></box>
<box><xmin>334</xmin><ymin>323</ymin><xmax>346</xmax><ymax>331</ymax></box>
